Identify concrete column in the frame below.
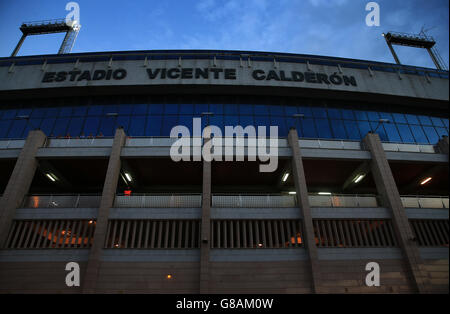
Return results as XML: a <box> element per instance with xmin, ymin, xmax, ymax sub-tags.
<box><xmin>11</xmin><ymin>34</ymin><xmax>26</xmax><ymax>57</ymax></box>
<box><xmin>287</xmin><ymin>128</ymin><xmax>322</xmax><ymax>293</ymax></box>
<box><xmin>363</xmin><ymin>133</ymin><xmax>431</xmax><ymax>293</ymax></box>
<box><xmin>0</xmin><ymin>130</ymin><xmax>47</xmax><ymax>247</ymax></box>
<box><xmin>199</xmin><ymin>134</ymin><xmax>212</xmax><ymax>294</ymax></box>
<box><xmin>437</xmin><ymin>136</ymin><xmax>449</xmax><ymax>157</ymax></box>
<box><xmin>82</xmin><ymin>128</ymin><xmax>126</xmax><ymax>293</ymax></box>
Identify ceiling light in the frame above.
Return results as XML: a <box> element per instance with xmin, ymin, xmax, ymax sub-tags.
<box><xmin>166</xmin><ymin>274</ymin><xmax>173</xmax><ymax>279</ymax></box>
<box><xmin>318</xmin><ymin>192</ymin><xmax>331</xmax><ymax>195</ymax></box>
<box><xmin>46</xmin><ymin>173</ymin><xmax>57</xmax><ymax>182</ymax></box>
<box><xmin>420</xmin><ymin>177</ymin><xmax>432</xmax><ymax>185</ymax></box>
<box><xmin>282</xmin><ymin>173</ymin><xmax>289</xmax><ymax>182</ymax></box>
<box><xmin>353</xmin><ymin>174</ymin><xmax>365</xmax><ymax>183</ymax></box>
<box><xmin>125</xmin><ymin>172</ymin><xmax>132</xmax><ymax>182</ymax></box>
<box><xmin>288</xmin><ymin>191</ymin><xmax>297</xmax><ymax>195</ymax></box>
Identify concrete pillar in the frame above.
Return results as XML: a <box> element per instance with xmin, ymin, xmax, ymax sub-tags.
<box><xmin>0</xmin><ymin>130</ymin><xmax>47</xmax><ymax>247</ymax></box>
<box><xmin>437</xmin><ymin>136</ymin><xmax>449</xmax><ymax>157</ymax></box>
<box><xmin>82</xmin><ymin>128</ymin><xmax>126</xmax><ymax>293</ymax></box>
<box><xmin>199</xmin><ymin>134</ymin><xmax>212</xmax><ymax>294</ymax></box>
<box><xmin>287</xmin><ymin>128</ymin><xmax>322</xmax><ymax>293</ymax></box>
<box><xmin>11</xmin><ymin>34</ymin><xmax>26</xmax><ymax>57</ymax></box>
<box><xmin>363</xmin><ymin>133</ymin><xmax>431</xmax><ymax>293</ymax></box>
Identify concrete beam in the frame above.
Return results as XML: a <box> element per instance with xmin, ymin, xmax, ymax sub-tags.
<box><xmin>82</xmin><ymin>127</ymin><xmax>126</xmax><ymax>293</ymax></box>
<box><xmin>437</xmin><ymin>136</ymin><xmax>449</xmax><ymax>157</ymax></box>
<box><xmin>287</xmin><ymin>128</ymin><xmax>322</xmax><ymax>293</ymax></box>
<box><xmin>0</xmin><ymin>130</ymin><xmax>47</xmax><ymax>247</ymax></box>
<box><xmin>363</xmin><ymin>132</ymin><xmax>432</xmax><ymax>293</ymax></box>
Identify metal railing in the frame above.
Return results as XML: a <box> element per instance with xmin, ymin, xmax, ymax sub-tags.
<box><xmin>46</xmin><ymin>137</ymin><xmax>114</xmax><ymax>148</ymax></box>
<box><xmin>22</xmin><ymin>194</ymin><xmax>102</xmax><ymax>208</ymax></box>
<box><xmin>0</xmin><ymin>139</ymin><xmax>26</xmax><ymax>149</ymax></box>
<box><xmin>212</xmin><ymin>194</ymin><xmax>379</xmax><ymax>208</ymax></box>
<box><xmin>401</xmin><ymin>196</ymin><xmax>449</xmax><ymax>209</ymax></box>
<box><xmin>299</xmin><ymin>139</ymin><xmax>362</xmax><ymax>150</ymax></box>
<box><xmin>381</xmin><ymin>142</ymin><xmax>436</xmax><ymax>153</ymax></box>
<box><xmin>114</xmin><ymin>194</ymin><xmax>202</xmax><ymax>208</ymax></box>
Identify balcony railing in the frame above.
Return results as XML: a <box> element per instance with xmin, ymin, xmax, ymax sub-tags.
<box><xmin>212</xmin><ymin>194</ymin><xmax>380</xmax><ymax>208</ymax></box>
<box><xmin>22</xmin><ymin>194</ymin><xmax>102</xmax><ymax>208</ymax></box>
<box><xmin>114</xmin><ymin>194</ymin><xmax>202</xmax><ymax>208</ymax></box>
<box><xmin>401</xmin><ymin>196</ymin><xmax>449</xmax><ymax>209</ymax></box>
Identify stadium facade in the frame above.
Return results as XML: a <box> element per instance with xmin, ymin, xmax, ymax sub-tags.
<box><xmin>0</xmin><ymin>50</ymin><xmax>448</xmax><ymax>293</ymax></box>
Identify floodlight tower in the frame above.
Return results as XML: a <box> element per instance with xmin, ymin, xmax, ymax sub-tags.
<box><xmin>11</xmin><ymin>18</ymin><xmax>81</xmax><ymax>57</ymax></box>
<box><xmin>382</xmin><ymin>31</ymin><xmax>448</xmax><ymax>71</ymax></box>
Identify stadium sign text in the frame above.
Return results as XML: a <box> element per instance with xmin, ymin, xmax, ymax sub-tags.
<box><xmin>41</xmin><ymin>67</ymin><xmax>357</xmax><ymax>86</ymax></box>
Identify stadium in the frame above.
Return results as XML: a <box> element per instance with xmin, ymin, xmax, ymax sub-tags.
<box><xmin>0</xmin><ymin>42</ymin><xmax>448</xmax><ymax>293</ymax></box>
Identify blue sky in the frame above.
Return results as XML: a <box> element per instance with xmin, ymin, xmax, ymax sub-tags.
<box><xmin>0</xmin><ymin>0</ymin><xmax>448</xmax><ymax>69</ymax></box>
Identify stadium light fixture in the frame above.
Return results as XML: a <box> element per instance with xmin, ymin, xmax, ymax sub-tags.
<box><xmin>318</xmin><ymin>192</ymin><xmax>331</xmax><ymax>195</ymax></box>
<box><xmin>125</xmin><ymin>172</ymin><xmax>132</xmax><ymax>182</ymax></box>
<box><xmin>420</xmin><ymin>177</ymin><xmax>432</xmax><ymax>185</ymax></box>
<box><xmin>353</xmin><ymin>174</ymin><xmax>365</xmax><ymax>184</ymax></box>
<box><xmin>282</xmin><ymin>172</ymin><xmax>289</xmax><ymax>182</ymax></box>
<box><xmin>45</xmin><ymin>173</ymin><xmax>57</xmax><ymax>182</ymax></box>
<box><xmin>288</xmin><ymin>191</ymin><xmax>296</xmax><ymax>195</ymax></box>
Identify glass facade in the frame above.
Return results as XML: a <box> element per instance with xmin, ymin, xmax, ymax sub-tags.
<box><xmin>0</xmin><ymin>96</ymin><xmax>448</xmax><ymax>144</ymax></box>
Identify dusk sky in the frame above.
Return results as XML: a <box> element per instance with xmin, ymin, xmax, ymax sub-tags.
<box><xmin>0</xmin><ymin>0</ymin><xmax>448</xmax><ymax>69</ymax></box>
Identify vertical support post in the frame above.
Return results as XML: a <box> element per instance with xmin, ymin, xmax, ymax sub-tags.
<box><xmin>437</xmin><ymin>136</ymin><xmax>449</xmax><ymax>157</ymax></box>
<box><xmin>0</xmin><ymin>130</ymin><xmax>47</xmax><ymax>247</ymax></box>
<box><xmin>82</xmin><ymin>127</ymin><xmax>126</xmax><ymax>293</ymax></box>
<box><xmin>384</xmin><ymin>37</ymin><xmax>401</xmax><ymax>65</ymax></box>
<box><xmin>199</xmin><ymin>128</ymin><xmax>212</xmax><ymax>294</ymax></box>
<box><xmin>287</xmin><ymin>128</ymin><xmax>322</xmax><ymax>293</ymax></box>
<box><xmin>426</xmin><ymin>48</ymin><xmax>443</xmax><ymax>71</ymax></box>
<box><xmin>363</xmin><ymin>133</ymin><xmax>431</xmax><ymax>293</ymax></box>
<box><xmin>11</xmin><ymin>34</ymin><xmax>27</xmax><ymax>57</ymax></box>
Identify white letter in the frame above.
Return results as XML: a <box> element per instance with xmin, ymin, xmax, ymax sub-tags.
<box><xmin>192</xmin><ymin>118</ymin><xmax>202</xmax><ymax>161</ymax></box>
<box><xmin>365</xmin><ymin>2</ymin><xmax>380</xmax><ymax>27</ymax></box>
<box><xmin>202</xmin><ymin>125</ymin><xmax>223</xmax><ymax>162</ymax></box>
<box><xmin>65</xmin><ymin>262</ymin><xmax>80</xmax><ymax>287</ymax></box>
<box><xmin>365</xmin><ymin>262</ymin><xmax>380</xmax><ymax>286</ymax></box>
<box><xmin>66</xmin><ymin>2</ymin><xmax>80</xmax><ymax>25</ymax></box>
<box><xmin>170</xmin><ymin>125</ymin><xmax>191</xmax><ymax>161</ymax></box>
<box><xmin>258</xmin><ymin>126</ymin><xmax>278</xmax><ymax>173</ymax></box>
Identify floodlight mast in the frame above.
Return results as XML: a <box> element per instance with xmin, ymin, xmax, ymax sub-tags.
<box><xmin>382</xmin><ymin>31</ymin><xmax>448</xmax><ymax>71</ymax></box>
<box><xmin>11</xmin><ymin>18</ymin><xmax>81</xmax><ymax>57</ymax></box>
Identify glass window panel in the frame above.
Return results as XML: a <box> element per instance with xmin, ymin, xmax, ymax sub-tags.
<box><xmin>269</xmin><ymin>105</ymin><xmax>285</xmax><ymax>116</ymax></box>
<box><xmin>298</xmin><ymin>106</ymin><xmax>313</xmax><ymax>117</ymax></box>
<box><xmin>210</xmin><ymin>115</ymin><xmax>224</xmax><ymax>131</ymax></box>
<box><xmin>409</xmin><ymin>125</ymin><xmax>428</xmax><ymax>144</ymax></box>
<box><xmin>145</xmin><ymin>115</ymin><xmax>163</xmax><ymax>136</ymax></box>
<box><xmin>327</xmin><ymin>108</ymin><xmax>342</xmax><ymax>119</ymax></box>
<box><xmin>268</xmin><ymin>116</ymin><xmax>286</xmax><ymax>137</ymax></box>
<box><xmin>67</xmin><ymin>117</ymin><xmax>84</xmax><ymax>137</ymax></box>
<box><xmin>53</xmin><ymin>118</ymin><xmax>70</xmax><ymax>137</ymax></box>
<box><xmin>240</xmin><ymin>115</ymin><xmax>254</xmax><ymax>128</ymax></box>
<box><xmin>354</xmin><ymin>110</ymin><xmax>368</xmax><ymax>121</ymax></box>
<box><xmin>397</xmin><ymin>124</ymin><xmax>415</xmax><ymax>143</ymax></box>
<box><xmin>224</xmin><ymin>104</ymin><xmax>239</xmax><ymax>115</ymax></box>
<box><xmin>30</xmin><ymin>108</ymin><xmax>47</xmax><ymax>118</ymax></box>
<box><xmin>284</xmin><ymin>105</ymin><xmax>298</xmax><ymax>116</ymax></box>
<box><xmin>118</xmin><ymin>104</ymin><xmax>133</xmax><ymax>115</ymax></box>
<box><xmin>72</xmin><ymin>106</ymin><xmax>88</xmax><ymax>117</ymax></box>
<box><xmin>431</xmin><ymin>117</ymin><xmax>444</xmax><ymax>127</ymax></box>
<box><xmin>341</xmin><ymin>109</ymin><xmax>355</xmax><ymax>120</ymax></box>
<box><xmin>383</xmin><ymin>123</ymin><xmax>402</xmax><ymax>142</ymax></box>
<box><xmin>357</xmin><ymin>121</ymin><xmax>372</xmax><ymax>137</ymax></box>
<box><xmin>224</xmin><ymin>115</ymin><xmax>239</xmax><ymax>128</ymax></box>
<box><xmin>392</xmin><ymin>113</ymin><xmax>407</xmax><ymax>123</ymax></box>
<box><xmin>239</xmin><ymin>104</ymin><xmax>253</xmax><ymax>115</ymax></box>
<box><xmin>370</xmin><ymin>122</ymin><xmax>388</xmax><ymax>141</ymax></box>
<box><xmin>98</xmin><ymin>117</ymin><xmax>116</xmax><ymax>136</ymax></box>
<box><xmin>301</xmin><ymin>118</ymin><xmax>318</xmax><ymax>138</ymax></box>
<box><xmin>418</xmin><ymin>115</ymin><xmax>432</xmax><ymax>126</ymax></box>
<box><xmin>442</xmin><ymin>119</ymin><xmax>449</xmax><ymax>129</ymax></box>
<box><xmin>344</xmin><ymin>121</ymin><xmax>361</xmax><ymax>140</ymax></box>
<box><xmin>2</xmin><ymin>109</ymin><xmax>17</xmax><ymax>120</ymax></box>
<box><xmin>311</xmin><ymin>107</ymin><xmax>327</xmax><ymax>118</ymax></box>
<box><xmin>132</xmin><ymin>104</ymin><xmax>148</xmax><ymax>115</ymax></box>
<box><xmin>40</xmin><ymin>118</ymin><xmax>56</xmax><ymax>137</ymax></box>
<box><xmin>286</xmin><ymin>117</ymin><xmax>301</xmax><ymax>134</ymax></box>
<box><xmin>161</xmin><ymin>116</ymin><xmax>179</xmax><ymax>136</ymax></box>
<box><xmin>367</xmin><ymin>111</ymin><xmax>380</xmax><ymax>121</ymax></box>
<box><xmin>194</xmin><ymin>103</ymin><xmax>209</xmax><ymax>115</ymax></box>
<box><xmin>253</xmin><ymin>104</ymin><xmax>269</xmax><ymax>115</ymax></box>
<box><xmin>423</xmin><ymin>126</ymin><xmax>439</xmax><ymax>144</ymax></box>
<box><xmin>330</xmin><ymin>120</ymin><xmax>348</xmax><ymax>139</ymax></box>
<box><xmin>209</xmin><ymin>103</ymin><xmax>223</xmax><ymax>115</ymax></box>
<box><xmin>45</xmin><ymin>107</ymin><xmax>60</xmax><ymax>117</ymax></box>
<box><xmin>315</xmin><ymin>118</ymin><xmax>332</xmax><ymax>139</ymax></box>
<box><xmin>379</xmin><ymin>112</ymin><xmax>393</xmax><ymax>122</ymax></box>
<box><xmin>435</xmin><ymin>127</ymin><xmax>448</xmax><ymax>138</ymax></box>
<box><xmin>116</xmin><ymin>116</ymin><xmax>130</xmax><ymax>133</ymax></box>
<box><xmin>7</xmin><ymin>119</ymin><xmax>27</xmax><ymax>138</ymax></box>
<box><xmin>405</xmin><ymin>114</ymin><xmax>419</xmax><ymax>125</ymax></box>
<box><xmin>164</xmin><ymin>103</ymin><xmax>179</xmax><ymax>115</ymax></box>
<box><xmin>148</xmin><ymin>103</ymin><xmax>164</xmax><ymax>115</ymax></box>
<box><xmin>0</xmin><ymin>120</ymin><xmax>12</xmax><ymax>138</ymax></box>
<box><xmin>83</xmin><ymin>117</ymin><xmax>100</xmax><ymax>136</ymax></box>
<box><xmin>128</xmin><ymin>116</ymin><xmax>146</xmax><ymax>136</ymax></box>
<box><xmin>87</xmin><ymin>105</ymin><xmax>103</xmax><ymax>116</ymax></box>
<box><xmin>59</xmin><ymin>107</ymin><xmax>73</xmax><ymax>117</ymax></box>
<box><xmin>17</xmin><ymin>108</ymin><xmax>32</xmax><ymax>116</ymax></box>
<box><xmin>179</xmin><ymin>103</ymin><xmax>194</xmax><ymax>115</ymax></box>
<box><xmin>102</xmin><ymin>105</ymin><xmax>119</xmax><ymax>115</ymax></box>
